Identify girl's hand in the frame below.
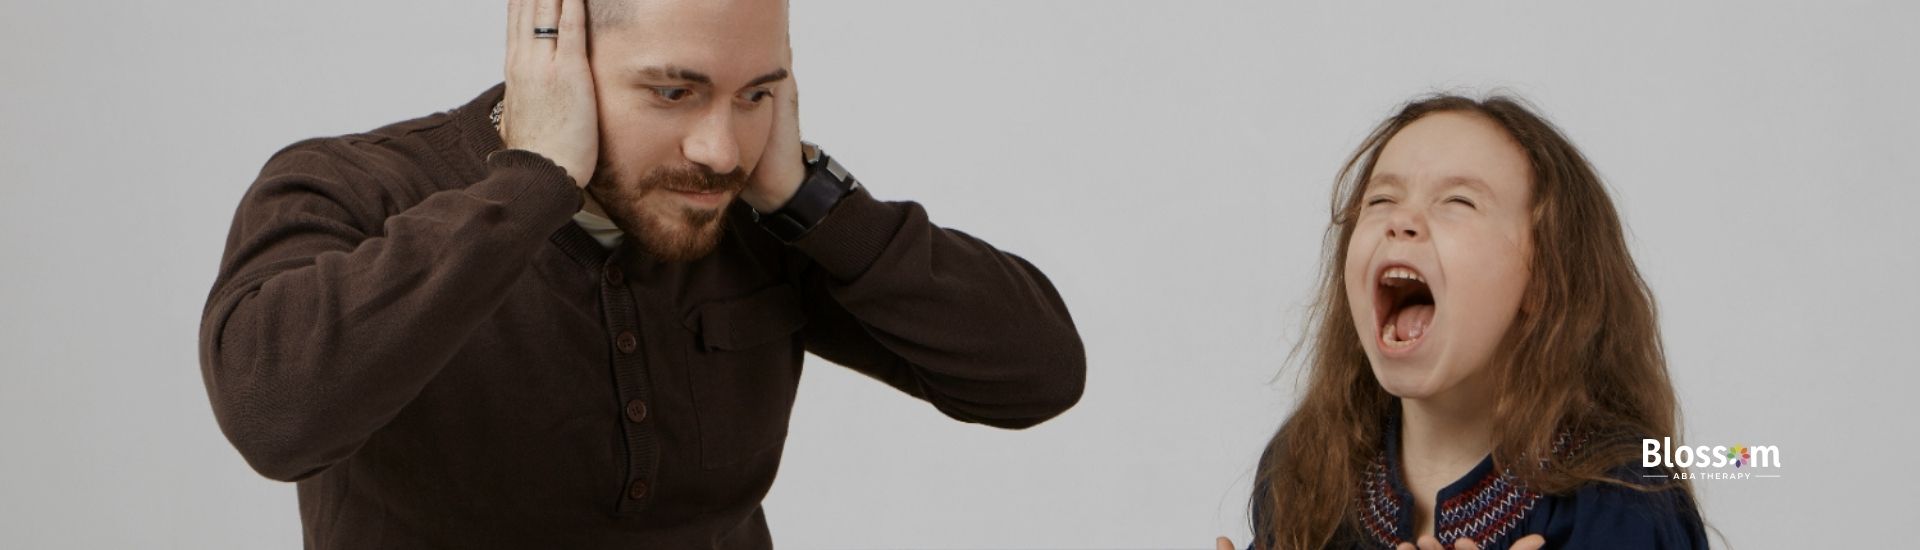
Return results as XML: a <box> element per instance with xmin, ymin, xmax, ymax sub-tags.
<box><xmin>1218</xmin><ymin>532</ymin><xmax>1545</xmax><ymax>549</ymax></box>
<box><xmin>1399</xmin><ymin>534</ymin><xmax>1546</xmax><ymax>550</ymax></box>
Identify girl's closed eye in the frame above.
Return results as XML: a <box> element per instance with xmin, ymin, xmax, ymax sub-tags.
<box><xmin>1445</xmin><ymin>195</ymin><xmax>1477</xmax><ymax>209</ymax></box>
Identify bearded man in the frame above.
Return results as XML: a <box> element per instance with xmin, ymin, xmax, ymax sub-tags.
<box><xmin>197</xmin><ymin>0</ymin><xmax>1084</xmax><ymax>547</ymax></box>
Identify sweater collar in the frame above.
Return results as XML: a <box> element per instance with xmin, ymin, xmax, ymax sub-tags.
<box><xmin>1358</xmin><ymin>411</ymin><xmax>1542</xmax><ymax>549</ymax></box>
<box><xmin>441</xmin><ymin>83</ymin><xmax>627</xmax><ymax>266</ymax></box>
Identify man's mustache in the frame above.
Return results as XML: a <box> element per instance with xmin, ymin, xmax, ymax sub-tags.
<box><xmin>610</xmin><ymin>164</ymin><xmax>749</xmax><ymax>195</ymax></box>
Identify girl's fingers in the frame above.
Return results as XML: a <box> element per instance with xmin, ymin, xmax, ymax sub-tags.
<box><xmin>1214</xmin><ymin>536</ymin><xmax>1233</xmax><ymax>550</ymax></box>
<box><xmin>1395</xmin><ymin>544</ymin><xmax>1416</xmax><ymax>550</ymax></box>
<box><xmin>556</xmin><ymin>0</ymin><xmax>587</xmax><ymax>58</ymax></box>
<box><xmin>1454</xmin><ymin>538</ymin><xmax>1482</xmax><ymax>550</ymax></box>
<box><xmin>1415</xmin><ymin>536</ymin><xmax>1445</xmax><ymax>550</ymax></box>
<box><xmin>1510</xmin><ymin>534</ymin><xmax>1547</xmax><ymax>550</ymax></box>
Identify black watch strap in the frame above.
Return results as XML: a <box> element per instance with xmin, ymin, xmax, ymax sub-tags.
<box><xmin>754</xmin><ymin>143</ymin><xmax>859</xmax><ymax>242</ymax></box>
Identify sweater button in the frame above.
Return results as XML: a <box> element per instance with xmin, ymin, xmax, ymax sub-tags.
<box><xmin>616</xmin><ymin>331</ymin><xmax>638</xmax><ymax>354</ymax></box>
<box><xmin>624</xmin><ymin>399</ymin><xmax>648</xmax><ymax>423</ymax></box>
<box><xmin>627</xmin><ymin>480</ymin><xmax>649</xmax><ymax>500</ymax></box>
<box><xmin>603</xmin><ymin>265</ymin><xmax>624</xmax><ymax>286</ymax></box>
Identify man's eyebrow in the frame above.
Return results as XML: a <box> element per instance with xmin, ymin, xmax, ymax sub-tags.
<box><xmin>631</xmin><ymin>65</ymin><xmax>712</xmax><ymax>85</ymax></box>
<box><xmin>743</xmin><ymin>68</ymin><xmax>790</xmax><ymax>89</ymax></box>
<box><xmin>628</xmin><ymin>66</ymin><xmax>790</xmax><ymax>89</ymax></box>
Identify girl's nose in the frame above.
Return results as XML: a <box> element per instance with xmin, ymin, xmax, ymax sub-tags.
<box><xmin>1386</xmin><ymin>210</ymin><xmax>1426</xmax><ymax>240</ymax></box>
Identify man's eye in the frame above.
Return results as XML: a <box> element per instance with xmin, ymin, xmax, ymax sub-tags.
<box><xmin>742</xmin><ymin>90</ymin><xmax>773</xmax><ymax>103</ymax></box>
<box><xmin>652</xmin><ymin>87</ymin><xmax>692</xmax><ymax>102</ymax></box>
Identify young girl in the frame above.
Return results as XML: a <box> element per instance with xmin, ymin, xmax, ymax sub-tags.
<box><xmin>1221</xmin><ymin>95</ymin><xmax>1707</xmax><ymax>550</ymax></box>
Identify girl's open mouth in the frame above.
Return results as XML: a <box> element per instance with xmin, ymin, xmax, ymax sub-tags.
<box><xmin>1375</xmin><ymin>264</ymin><xmax>1436</xmax><ymax>353</ymax></box>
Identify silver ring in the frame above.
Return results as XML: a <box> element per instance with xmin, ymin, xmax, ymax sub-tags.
<box><xmin>532</xmin><ymin>27</ymin><xmax>559</xmax><ymax>39</ymax></box>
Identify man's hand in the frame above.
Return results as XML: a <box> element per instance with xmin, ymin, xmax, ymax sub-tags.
<box><xmin>501</xmin><ymin>0</ymin><xmax>597</xmax><ymax>189</ymax></box>
<box><xmin>741</xmin><ymin>44</ymin><xmax>804</xmax><ymax>212</ymax></box>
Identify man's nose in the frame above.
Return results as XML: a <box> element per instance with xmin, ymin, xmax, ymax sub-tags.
<box><xmin>682</xmin><ymin>107</ymin><xmax>740</xmax><ymax>175</ymax></box>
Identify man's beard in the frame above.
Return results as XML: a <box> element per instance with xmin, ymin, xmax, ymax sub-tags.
<box><xmin>586</xmin><ymin>161</ymin><xmax>749</xmax><ymax>263</ymax></box>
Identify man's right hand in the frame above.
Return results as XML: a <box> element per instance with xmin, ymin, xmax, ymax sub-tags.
<box><xmin>502</xmin><ymin>0</ymin><xmax>598</xmax><ymax>189</ymax></box>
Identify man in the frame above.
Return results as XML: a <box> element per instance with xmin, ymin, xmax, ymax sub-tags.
<box><xmin>196</xmin><ymin>0</ymin><xmax>1085</xmax><ymax>547</ymax></box>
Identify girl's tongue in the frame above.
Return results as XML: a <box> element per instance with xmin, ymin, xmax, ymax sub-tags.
<box><xmin>1389</xmin><ymin>304</ymin><xmax>1436</xmax><ymax>341</ymax></box>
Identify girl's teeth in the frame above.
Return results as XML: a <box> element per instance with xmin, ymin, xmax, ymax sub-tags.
<box><xmin>1382</xmin><ymin>267</ymin><xmax>1425</xmax><ymax>283</ymax></box>
<box><xmin>1382</xmin><ymin>322</ymin><xmax>1406</xmax><ymax>347</ymax></box>
<box><xmin>1381</xmin><ymin>320</ymin><xmax>1422</xmax><ymax>348</ymax></box>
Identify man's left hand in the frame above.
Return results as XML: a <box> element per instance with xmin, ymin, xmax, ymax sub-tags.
<box><xmin>742</xmin><ymin>45</ymin><xmax>803</xmax><ymax>212</ymax></box>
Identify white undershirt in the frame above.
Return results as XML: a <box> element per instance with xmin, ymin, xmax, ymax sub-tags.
<box><xmin>571</xmin><ymin>208</ymin><xmax>624</xmax><ymax>249</ymax></box>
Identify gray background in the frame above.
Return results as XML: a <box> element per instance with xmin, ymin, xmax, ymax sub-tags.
<box><xmin>3</xmin><ymin>1</ymin><xmax>1914</xmax><ymax>548</ymax></box>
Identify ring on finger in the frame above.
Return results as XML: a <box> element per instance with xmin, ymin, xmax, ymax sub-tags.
<box><xmin>533</xmin><ymin>27</ymin><xmax>559</xmax><ymax>39</ymax></box>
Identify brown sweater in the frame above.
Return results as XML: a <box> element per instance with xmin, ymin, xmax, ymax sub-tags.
<box><xmin>197</xmin><ymin>84</ymin><xmax>1085</xmax><ymax>549</ymax></box>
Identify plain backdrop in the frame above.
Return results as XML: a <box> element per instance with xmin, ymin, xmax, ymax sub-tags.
<box><xmin>3</xmin><ymin>1</ymin><xmax>1915</xmax><ymax>548</ymax></box>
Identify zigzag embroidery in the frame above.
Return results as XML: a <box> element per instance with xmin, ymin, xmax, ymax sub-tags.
<box><xmin>1357</xmin><ymin>458</ymin><xmax>1406</xmax><ymax>548</ymax></box>
<box><xmin>1434</xmin><ymin>470</ymin><xmax>1540</xmax><ymax>547</ymax></box>
<box><xmin>1357</xmin><ymin>429</ymin><xmax>1580</xmax><ymax>549</ymax></box>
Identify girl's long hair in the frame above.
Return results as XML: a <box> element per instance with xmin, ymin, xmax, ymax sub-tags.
<box><xmin>1251</xmin><ymin>94</ymin><xmax>1693</xmax><ymax>549</ymax></box>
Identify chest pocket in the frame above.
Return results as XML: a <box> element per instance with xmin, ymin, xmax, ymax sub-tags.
<box><xmin>681</xmin><ymin>283</ymin><xmax>808</xmax><ymax>470</ymax></box>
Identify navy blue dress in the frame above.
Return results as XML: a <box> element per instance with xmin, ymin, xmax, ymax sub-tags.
<box><xmin>1250</xmin><ymin>416</ymin><xmax>1708</xmax><ymax>549</ymax></box>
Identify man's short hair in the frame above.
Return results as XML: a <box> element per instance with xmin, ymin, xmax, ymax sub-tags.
<box><xmin>584</xmin><ymin>0</ymin><xmax>786</xmax><ymax>32</ymax></box>
<box><xmin>585</xmin><ymin>0</ymin><xmax>632</xmax><ymax>31</ymax></box>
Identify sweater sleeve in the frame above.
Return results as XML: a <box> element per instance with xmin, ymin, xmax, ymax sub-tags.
<box><xmin>197</xmin><ymin>142</ymin><xmax>580</xmax><ymax>482</ymax></box>
<box><xmin>790</xmin><ymin>188</ymin><xmax>1086</xmax><ymax>429</ymax></box>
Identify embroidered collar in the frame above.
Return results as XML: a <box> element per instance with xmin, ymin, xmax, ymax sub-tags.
<box><xmin>1356</xmin><ymin>414</ymin><xmax>1542</xmax><ymax>549</ymax></box>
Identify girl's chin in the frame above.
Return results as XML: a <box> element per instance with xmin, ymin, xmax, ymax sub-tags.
<box><xmin>1374</xmin><ymin>377</ymin><xmax>1440</xmax><ymax>400</ymax></box>
<box><xmin>1371</xmin><ymin>364</ymin><xmax>1497</xmax><ymax>407</ymax></box>
<box><xmin>1368</xmin><ymin>358</ymin><xmax>1450</xmax><ymax>399</ymax></box>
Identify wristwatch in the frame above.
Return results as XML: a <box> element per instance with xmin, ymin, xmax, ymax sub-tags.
<box><xmin>752</xmin><ymin>142</ymin><xmax>860</xmax><ymax>242</ymax></box>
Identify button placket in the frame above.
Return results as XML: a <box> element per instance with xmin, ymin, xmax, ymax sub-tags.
<box><xmin>597</xmin><ymin>257</ymin><xmax>660</xmax><ymax>514</ymax></box>
<box><xmin>625</xmin><ymin>399</ymin><xmax>648</xmax><ymax>423</ymax></box>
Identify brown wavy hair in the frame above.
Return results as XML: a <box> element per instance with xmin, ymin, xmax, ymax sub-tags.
<box><xmin>1250</xmin><ymin>94</ymin><xmax>1693</xmax><ymax>549</ymax></box>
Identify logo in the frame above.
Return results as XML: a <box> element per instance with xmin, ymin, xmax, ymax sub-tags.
<box><xmin>1642</xmin><ymin>437</ymin><xmax>1782</xmax><ymax>480</ymax></box>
